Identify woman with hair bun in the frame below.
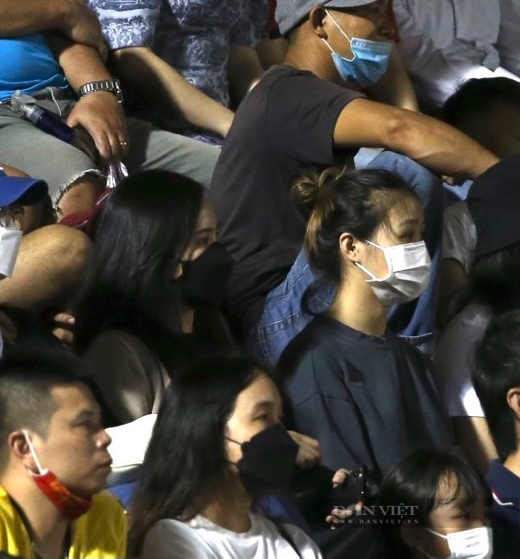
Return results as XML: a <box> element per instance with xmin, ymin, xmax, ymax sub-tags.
<box><xmin>277</xmin><ymin>166</ymin><xmax>453</xmax><ymax>486</ymax></box>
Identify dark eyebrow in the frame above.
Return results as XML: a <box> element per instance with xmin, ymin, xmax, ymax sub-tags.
<box><xmin>250</xmin><ymin>401</ymin><xmax>275</xmax><ymax>414</ymax></box>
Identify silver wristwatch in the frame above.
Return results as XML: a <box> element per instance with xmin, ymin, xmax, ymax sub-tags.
<box><xmin>78</xmin><ymin>79</ymin><xmax>124</xmax><ymax>103</ymax></box>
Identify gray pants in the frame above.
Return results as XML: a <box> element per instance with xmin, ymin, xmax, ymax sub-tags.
<box><xmin>0</xmin><ymin>88</ymin><xmax>220</xmax><ymax>204</ymax></box>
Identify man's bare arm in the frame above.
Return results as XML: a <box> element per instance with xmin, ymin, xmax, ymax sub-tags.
<box><xmin>111</xmin><ymin>46</ymin><xmax>234</xmax><ymax>138</ymax></box>
<box><xmin>48</xmin><ymin>36</ymin><xmax>128</xmax><ymax>162</ymax></box>
<box><xmin>334</xmin><ymin>98</ymin><xmax>499</xmax><ymax>179</ymax></box>
<box><xmin>0</xmin><ymin>0</ymin><xmax>104</xmax><ymax>53</ymax></box>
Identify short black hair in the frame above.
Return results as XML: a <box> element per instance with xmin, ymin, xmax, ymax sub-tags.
<box><xmin>442</xmin><ymin>77</ymin><xmax>520</xmax><ymax>127</ymax></box>
<box><xmin>474</xmin><ymin>309</ymin><xmax>520</xmax><ymax>460</ymax></box>
<box><xmin>0</xmin><ymin>347</ymin><xmax>89</xmax><ymax>471</ymax></box>
<box><xmin>376</xmin><ymin>450</ymin><xmax>491</xmax><ymax>559</ymax></box>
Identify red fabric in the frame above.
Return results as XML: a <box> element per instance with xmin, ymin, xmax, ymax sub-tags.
<box><xmin>58</xmin><ymin>189</ymin><xmax>112</xmax><ymax>239</ymax></box>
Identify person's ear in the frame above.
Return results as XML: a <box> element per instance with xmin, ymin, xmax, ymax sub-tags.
<box><xmin>339</xmin><ymin>232</ymin><xmax>363</xmax><ymax>264</ymax></box>
<box><xmin>8</xmin><ymin>430</ymin><xmax>35</xmax><ymax>468</ymax></box>
<box><xmin>309</xmin><ymin>6</ymin><xmax>329</xmax><ymax>39</ymax></box>
<box><xmin>506</xmin><ymin>386</ymin><xmax>520</xmax><ymax>421</ymax></box>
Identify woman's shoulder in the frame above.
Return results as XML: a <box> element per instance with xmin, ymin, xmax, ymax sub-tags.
<box><xmin>142</xmin><ymin>514</ymin><xmax>322</xmax><ymax>559</ymax></box>
<box><xmin>277</xmin><ymin>315</ymin><xmax>383</xmax><ymax>382</ymax></box>
<box><xmin>142</xmin><ymin>518</ymin><xmax>216</xmax><ymax>559</ymax></box>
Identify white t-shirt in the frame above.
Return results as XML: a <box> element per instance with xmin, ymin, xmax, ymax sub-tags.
<box><xmin>141</xmin><ymin>513</ymin><xmax>322</xmax><ymax>559</ymax></box>
<box><xmin>442</xmin><ymin>201</ymin><xmax>476</xmax><ymax>274</ymax></box>
<box><xmin>393</xmin><ymin>0</ymin><xmax>520</xmax><ymax>107</ymax></box>
<box><xmin>433</xmin><ymin>302</ymin><xmax>493</xmax><ymax>418</ymax></box>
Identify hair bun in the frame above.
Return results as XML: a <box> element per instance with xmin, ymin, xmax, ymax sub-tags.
<box><xmin>292</xmin><ymin>172</ymin><xmax>322</xmax><ymax>210</ymax></box>
<box><xmin>292</xmin><ymin>165</ymin><xmax>348</xmax><ymax>210</ymax></box>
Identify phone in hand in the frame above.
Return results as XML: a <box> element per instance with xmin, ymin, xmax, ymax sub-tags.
<box><xmin>324</xmin><ymin>465</ymin><xmax>367</xmax><ymax>516</ymax></box>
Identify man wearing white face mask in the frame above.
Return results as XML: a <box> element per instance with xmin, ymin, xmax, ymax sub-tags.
<box><xmin>210</xmin><ymin>0</ymin><xmax>499</xmax><ymax>366</ymax></box>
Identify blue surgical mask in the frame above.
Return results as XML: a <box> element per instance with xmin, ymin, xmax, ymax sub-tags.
<box><xmin>322</xmin><ymin>10</ymin><xmax>391</xmax><ymax>88</ymax></box>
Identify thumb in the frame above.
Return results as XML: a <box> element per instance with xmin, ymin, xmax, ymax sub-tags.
<box><xmin>66</xmin><ymin>113</ymin><xmax>79</xmax><ymax>127</ymax></box>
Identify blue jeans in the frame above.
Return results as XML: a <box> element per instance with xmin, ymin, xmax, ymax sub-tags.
<box><xmin>247</xmin><ymin>151</ymin><xmax>443</xmax><ymax>365</ymax></box>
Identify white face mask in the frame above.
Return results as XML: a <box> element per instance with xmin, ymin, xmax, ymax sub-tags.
<box><xmin>0</xmin><ymin>221</ymin><xmax>22</xmax><ymax>278</ymax></box>
<box><xmin>426</xmin><ymin>526</ymin><xmax>493</xmax><ymax>559</ymax></box>
<box><xmin>355</xmin><ymin>239</ymin><xmax>431</xmax><ymax>306</ymax></box>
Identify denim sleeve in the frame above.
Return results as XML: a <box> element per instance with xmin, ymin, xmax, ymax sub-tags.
<box><xmin>87</xmin><ymin>0</ymin><xmax>161</xmax><ymax>50</ymax></box>
<box><xmin>229</xmin><ymin>0</ymin><xmax>269</xmax><ymax>47</ymax></box>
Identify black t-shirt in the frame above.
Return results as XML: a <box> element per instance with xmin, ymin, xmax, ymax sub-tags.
<box><xmin>210</xmin><ymin>65</ymin><xmax>362</xmax><ymax>337</ymax></box>
<box><xmin>276</xmin><ymin>315</ymin><xmax>453</xmax><ymax>483</ymax></box>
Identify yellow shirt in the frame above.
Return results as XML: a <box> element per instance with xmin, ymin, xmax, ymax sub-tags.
<box><xmin>0</xmin><ymin>485</ymin><xmax>127</xmax><ymax>558</ymax></box>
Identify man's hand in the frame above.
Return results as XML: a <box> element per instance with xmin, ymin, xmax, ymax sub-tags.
<box><xmin>62</xmin><ymin>0</ymin><xmax>107</xmax><ymax>59</ymax></box>
<box><xmin>67</xmin><ymin>92</ymin><xmax>129</xmax><ymax>164</ymax></box>
<box><xmin>287</xmin><ymin>431</ymin><xmax>321</xmax><ymax>468</ymax></box>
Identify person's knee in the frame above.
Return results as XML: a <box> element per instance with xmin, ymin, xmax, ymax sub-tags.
<box><xmin>40</xmin><ymin>224</ymin><xmax>92</xmax><ymax>280</ymax></box>
<box><xmin>45</xmin><ymin>225</ymin><xmax>92</xmax><ymax>277</ymax></box>
<box><xmin>56</xmin><ymin>173</ymin><xmax>104</xmax><ymax>218</ymax></box>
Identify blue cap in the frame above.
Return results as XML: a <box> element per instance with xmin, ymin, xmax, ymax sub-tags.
<box><xmin>0</xmin><ymin>169</ymin><xmax>48</xmax><ymax>207</ymax></box>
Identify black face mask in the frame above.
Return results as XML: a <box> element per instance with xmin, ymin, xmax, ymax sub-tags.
<box><xmin>227</xmin><ymin>424</ymin><xmax>299</xmax><ymax>498</ymax></box>
<box><xmin>179</xmin><ymin>242</ymin><xmax>234</xmax><ymax>307</ymax></box>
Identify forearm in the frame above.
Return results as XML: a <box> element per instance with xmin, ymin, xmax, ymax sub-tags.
<box><xmin>0</xmin><ymin>0</ymin><xmax>70</xmax><ymax>35</ymax></box>
<box><xmin>364</xmin><ymin>45</ymin><xmax>419</xmax><ymax>112</ymax></box>
<box><xmin>111</xmin><ymin>47</ymin><xmax>234</xmax><ymax>138</ymax></box>
<box><xmin>388</xmin><ymin>111</ymin><xmax>499</xmax><ymax>179</ymax></box>
<box><xmin>336</xmin><ymin>99</ymin><xmax>499</xmax><ymax>179</ymax></box>
<box><xmin>49</xmin><ymin>36</ymin><xmax>111</xmax><ymax>91</ymax></box>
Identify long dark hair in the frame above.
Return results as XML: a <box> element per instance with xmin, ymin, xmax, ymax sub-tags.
<box><xmin>74</xmin><ymin>170</ymin><xmax>204</xmax><ymax>353</ymax></box>
<box><xmin>291</xmin><ymin>166</ymin><xmax>418</xmax><ymax>314</ymax></box>
<box><xmin>376</xmin><ymin>450</ymin><xmax>491</xmax><ymax>559</ymax></box>
<box><xmin>128</xmin><ymin>352</ymin><xmax>264</xmax><ymax>556</ymax></box>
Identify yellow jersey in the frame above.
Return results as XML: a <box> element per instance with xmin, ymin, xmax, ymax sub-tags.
<box><xmin>0</xmin><ymin>485</ymin><xmax>127</xmax><ymax>558</ymax></box>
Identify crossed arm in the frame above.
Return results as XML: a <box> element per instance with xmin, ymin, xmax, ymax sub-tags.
<box><xmin>0</xmin><ymin>0</ymin><xmax>105</xmax><ymax>54</ymax></box>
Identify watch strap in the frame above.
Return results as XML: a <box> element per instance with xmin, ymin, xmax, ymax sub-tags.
<box><xmin>78</xmin><ymin>80</ymin><xmax>123</xmax><ymax>103</ymax></box>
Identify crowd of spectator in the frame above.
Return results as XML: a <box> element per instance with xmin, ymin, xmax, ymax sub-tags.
<box><xmin>0</xmin><ymin>0</ymin><xmax>519</xmax><ymax>558</ymax></box>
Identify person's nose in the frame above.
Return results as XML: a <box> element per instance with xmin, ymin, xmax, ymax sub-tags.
<box><xmin>96</xmin><ymin>428</ymin><xmax>112</xmax><ymax>449</ymax></box>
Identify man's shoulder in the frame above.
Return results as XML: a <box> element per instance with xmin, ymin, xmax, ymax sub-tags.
<box><xmin>90</xmin><ymin>490</ymin><xmax>125</xmax><ymax>514</ymax></box>
<box><xmin>77</xmin><ymin>491</ymin><xmax>125</xmax><ymax>528</ymax></box>
<box><xmin>72</xmin><ymin>491</ymin><xmax>127</xmax><ymax>556</ymax></box>
<box><xmin>258</xmin><ymin>64</ymin><xmax>354</xmax><ymax>95</ymax></box>
<box><xmin>0</xmin><ymin>486</ymin><xmax>16</xmax><ymax>519</ymax></box>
